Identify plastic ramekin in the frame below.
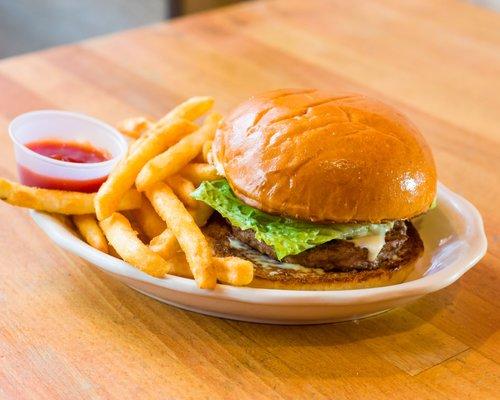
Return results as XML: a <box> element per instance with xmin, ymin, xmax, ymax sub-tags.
<box><xmin>9</xmin><ymin>110</ymin><xmax>127</xmax><ymax>190</ymax></box>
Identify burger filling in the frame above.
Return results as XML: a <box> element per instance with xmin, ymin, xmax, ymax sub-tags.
<box><xmin>192</xmin><ymin>180</ymin><xmax>424</xmax><ymax>272</ymax></box>
<box><xmin>192</xmin><ymin>180</ymin><xmax>394</xmax><ymax>260</ymax></box>
<box><xmin>204</xmin><ymin>214</ymin><xmax>422</xmax><ymax>272</ymax></box>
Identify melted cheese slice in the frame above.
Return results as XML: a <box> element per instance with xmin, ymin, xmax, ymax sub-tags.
<box><xmin>349</xmin><ymin>233</ymin><xmax>386</xmax><ymax>262</ymax></box>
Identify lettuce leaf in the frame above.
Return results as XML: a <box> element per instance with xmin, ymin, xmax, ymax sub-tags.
<box><xmin>191</xmin><ymin>180</ymin><xmax>394</xmax><ymax>260</ymax></box>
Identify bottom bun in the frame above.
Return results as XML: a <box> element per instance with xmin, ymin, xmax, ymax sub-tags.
<box><xmin>248</xmin><ymin>259</ymin><xmax>418</xmax><ymax>290</ymax></box>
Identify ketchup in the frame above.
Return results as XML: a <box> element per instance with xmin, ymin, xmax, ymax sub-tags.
<box><xmin>26</xmin><ymin>140</ymin><xmax>109</xmax><ymax>163</ymax></box>
<box><xmin>19</xmin><ymin>139</ymin><xmax>111</xmax><ymax>193</ymax></box>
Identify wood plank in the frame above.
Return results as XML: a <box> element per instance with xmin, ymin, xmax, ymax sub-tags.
<box><xmin>224</xmin><ymin>319</ymin><xmax>448</xmax><ymax>399</ymax></box>
<box><xmin>416</xmin><ymin>349</ymin><xmax>500</xmax><ymax>399</ymax></box>
<box><xmin>405</xmin><ymin>280</ymin><xmax>500</xmax><ymax>362</ymax></box>
<box><xmin>333</xmin><ymin>309</ymin><xmax>468</xmax><ymax>376</ymax></box>
<box><xmin>0</xmin><ymin>72</ymin><xmax>54</xmax><ymax>119</ymax></box>
<box><xmin>0</xmin><ymin>215</ymin><xmax>223</xmax><ymax>399</ymax></box>
<box><xmin>0</xmin><ymin>0</ymin><xmax>498</xmax><ymax>398</ymax></box>
<box><xmin>0</xmin><ymin>56</ymin><xmax>143</xmax><ymax>124</ymax></box>
<box><xmin>41</xmin><ymin>46</ymin><xmax>183</xmax><ymax>119</ymax></box>
<box><xmin>0</xmin><ymin>115</ymin><xmax>16</xmax><ymax>177</ymax></box>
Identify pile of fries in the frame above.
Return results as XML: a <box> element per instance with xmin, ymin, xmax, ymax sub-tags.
<box><xmin>0</xmin><ymin>97</ymin><xmax>254</xmax><ymax>289</ymax></box>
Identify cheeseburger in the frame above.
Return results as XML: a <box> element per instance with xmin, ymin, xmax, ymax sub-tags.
<box><xmin>192</xmin><ymin>89</ymin><xmax>437</xmax><ymax>290</ymax></box>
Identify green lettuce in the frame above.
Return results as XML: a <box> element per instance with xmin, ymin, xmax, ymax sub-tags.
<box><xmin>191</xmin><ymin>180</ymin><xmax>394</xmax><ymax>260</ymax></box>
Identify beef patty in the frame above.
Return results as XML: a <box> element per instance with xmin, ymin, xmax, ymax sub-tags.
<box><xmin>203</xmin><ymin>214</ymin><xmax>424</xmax><ymax>273</ymax></box>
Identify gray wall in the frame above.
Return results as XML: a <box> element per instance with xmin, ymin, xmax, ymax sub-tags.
<box><xmin>0</xmin><ymin>0</ymin><xmax>166</xmax><ymax>58</ymax></box>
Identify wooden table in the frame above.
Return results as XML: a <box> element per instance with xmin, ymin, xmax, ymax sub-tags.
<box><xmin>0</xmin><ymin>0</ymin><xmax>498</xmax><ymax>398</ymax></box>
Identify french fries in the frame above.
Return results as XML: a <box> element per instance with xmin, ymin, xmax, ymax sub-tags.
<box><xmin>146</xmin><ymin>182</ymin><xmax>216</xmax><ymax>289</ymax></box>
<box><xmin>72</xmin><ymin>214</ymin><xmax>109</xmax><ymax>253</ymax></box>
<box><xmin>159</xmin><ymin>96</ymin><xmax>214</xmax><ymax>123</ymax></box>
<box><xmin>167</xmin><ymin>253</ymin><xmax>254</xmax><ymax>286</ymax></box>
<box><xmin>123</xmin><ymin>210</ymin><xmax>149</xmax><ymax>244</ymax></box>
<box><xmin>94</xmin><ymin>118</ymin><xmax>197</xmax><ymax>220</ymax></box>
<box><xmin>122</xmin><ymin>96</ymin><xmax>213</xmax><ymax>146</ymax></box>
<box><xmin>129</xmin><ymin>196</ymin><xmax>167</xmax><ymax>240</ymax></box>
<box><xmin>108</xmin><ymin>244</ymin><xmax>121</xmax><ymax>259</ymax></box>
<box><xmin>166</xmin><ymin>175</ymin><xmax>197</xmax><ymax>208</ymax></box>
<box><xmin>99</xmin><ymin>212</ymin><xmax>171</xmax><ymax>278</ymax></box>
<box><xmin>135</xmin><ymin>113</ymin><xmax>222</xmax><ymax>191</ymax></box>
<box><xmin>202</xmin><ymin>140</ymin><xmax>212</xmax><ymax>163</ymax></box>
<box><xmin>192</xmin><ymin>141</ymin><xmax>212</xmax><ymax>164</ymax></box>
<box><xmin>117</xmin><ymin>116</ymin><xmax>154</xmax><ymax>139</ymax></box>
<box><xmin>180</xmin><ymin>163</ymin><xmax>221</xmax><ymax>186</ymax></box>
<box><xmin>213</xmin><ymin>257</ymin><xmax>254</xmax><ymax>286</ymax></box>
<box><xmin>50</xmin><ymin>213</ymin><xmax>74</xmax><ymax>229</ymax></box>
<box><xmin>1</xmin><ymin>95</ymin><xmax>257</xmax><ymax>289</ymax></box>
<box><xmin>163</xmin><ymin>253</ymin><xmax>192</xmax><ymax>277</ymax></box>
<box><xmin>0</xmin><ymin>178</ymin><xmax>141</xmax><ymax>215</ymax></box>
<box><xmin>192</xmin><ymin>151</ymin><xmax>205</xmax><ymax>163</ymax></box>
<box><xmin>97</xmin><ymin>97</ymin><xmax>216</xmax><ymax>219</ymax></box>
<box><xmin>149</xmin><ymin>229</ymin><xmax>180</xmax><ymax>259</ymax></box>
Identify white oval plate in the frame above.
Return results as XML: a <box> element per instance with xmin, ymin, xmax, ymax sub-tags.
<box><xmin>30</xmin><ymin>183</ymin><xmax>487</xmax><ymax>324</ymax></box>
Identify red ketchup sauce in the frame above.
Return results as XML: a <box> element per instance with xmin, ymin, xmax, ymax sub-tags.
<box><xmin>18</xmin><ymin>139</ymin><xmax>110</xmax><ymax>193</ymax></box>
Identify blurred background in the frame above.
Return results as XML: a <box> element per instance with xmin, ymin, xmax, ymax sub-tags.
<box><xmin>0</xmin><ymin>0</ymin><xmax>246</xmax><ymax>58</ymax></box>
<box><xmin>0</xmin><ymin>0</ymin><xmax>497</xmax><ymax>59</ymax></box>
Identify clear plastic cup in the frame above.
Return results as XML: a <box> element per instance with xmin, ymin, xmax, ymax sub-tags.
<box><xmin>9</xmin><ymin>110</ymin><xmax>127</xmax><ymax>192</ymax></box>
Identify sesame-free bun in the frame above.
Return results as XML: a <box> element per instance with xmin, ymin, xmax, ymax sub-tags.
<box><xmin>249</xmin><ymin>258</ymin><xmax>418</xmax><ymax>290</ymax></box>
<box><xmin>213</xmin><ymin>88</ymin><xmax>437</xmax><ymax>223</ymax></box>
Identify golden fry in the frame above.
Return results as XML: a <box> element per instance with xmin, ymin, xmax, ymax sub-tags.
<box><xmin>146</xmin><ymin>182</ymin><xmax>216</xmax><ymax>289</ymax></box>
<box><xmin>149</xmin><ymin>229</ymin><xmax>180</xmax><ymax>259</ymax></box>
<box><xmin>167</xmin><ymin>253</ymin><xmax>254</xmax><ymax>286</ymax></box>
<box><xmin>108</xmin><ymin>244</ymin><xmax>121</xmax><ymax>259</ymax></box>
<box><xmin>0</xmin><ymin>178</ymin><xmax>141</xmax><ymax>215</ymax></box>
<box><xmin>135</xmin><ymin>113</ymin><xmax>222</xmax><ymax>191</ymax></box>
<box><xmin>202</xmin><ymin>140</ymin><xmax>212</xmax><ymax>163</ymax></box>
<box><xmin>166</xmin><ymin>175</ymin><xmax>197</xmax><ymax>208</ymax></box>
<box><xmin>99</xmin><ymin>212</ymin><xmax>170</xmax><ymax>278</ymax></box>
<box><xmin>129</xmin><ymin>196</ymin><xmax>167</xmax><ymax>240</ymax></box>
<box><xmin>122</xmin><ymin>210</ymin><xmax>149</xmax><ymax>243</ymax></box>
<box><xmin>94</xmin><ymin>118</ymin><xmax>196</xmax><ymax>220</ymax></box>
<box><xmin>192</xmin><ymin>140</ymin><xmax>212</xmax><ymax>163</ymax></box>
<box><xmin>148</xmin><ymin>200</ymin><xmax>212</xmax><ymax>260</ymax></box>
<box><xmin>117</xmin><ymin>116</ymin><xmax>154</xmax><ymax>139</ymax></box>
<box><xmin>164</xmin><ymin>253</ymin><xmax>193</xmax><ymax>278</ymax></box>
<box><xmin>49</xmin><ymin>212</ymin><xmax>72</xmax><ymax>226</ymax></box>
<box><xmin>193</xmin><ymin>151</ymin><xmax>205</xmax><ymax>163</ymax></box>
<box><xmin>180</xmin><ymin>163</ymin><xmax>221</xmax><ymax>186</ymax></box>
<box><xmin>213</xmin><ymin>257</ymin><xmax>254</xmax><ymax>286</ymax></box>
<box><xmin>127</xmin><ymin>136</ymin><xmax>145</xmax><ymax>156</ymax></box>
<box><xmin>159</xmin><ymin>96</ymin><xmax>214</xmax><ymax>124</ymax></box>
<box><xmin>126</xmin><ymin>95</ymin><xmax>212</xmax><ymax>156</ymax></box>
<box><xmin>72</xmin><ymin>214</ymin><xmax>109</xmax><ymax>253</ymax></box>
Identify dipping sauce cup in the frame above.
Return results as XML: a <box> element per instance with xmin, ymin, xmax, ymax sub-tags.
<box><xmin>9</xmin><ymin>110</ymin><xmax>127</xmax><ymax>192</ymax></box>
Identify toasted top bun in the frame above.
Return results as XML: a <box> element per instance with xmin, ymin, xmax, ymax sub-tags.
<box><xmin>213</xmin><ymin>88</ymin><xmax>437</xmax><ymax>223</ymax></box>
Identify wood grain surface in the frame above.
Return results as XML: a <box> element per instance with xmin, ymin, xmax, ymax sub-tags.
<box><xmin>0</xmin><ymin>0</ymin><xmax>499</xmax><ymax>398</ymax></box>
